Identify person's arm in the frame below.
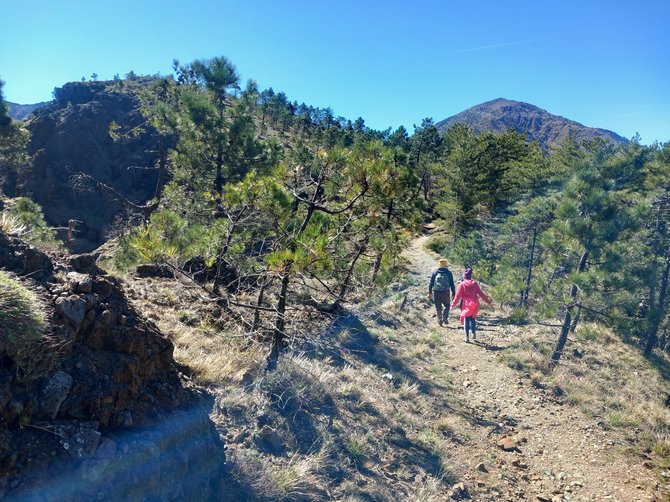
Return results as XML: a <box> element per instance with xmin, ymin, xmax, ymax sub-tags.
<box><xmin>450</xmin><ymin>283</ymin><xmax>462</xmax><ymax>309</ymax></box>
<box><xmin>428</xmin><ymin>270</ymin><xmax>436</xmax><ymax>296</ymax></box>
<box><xmin>448</xmin><ymin>270</ymin><xmax>456</xmax><ymax>296</ymax></box>
<box><xmin>476</xmin><ymin>283</ymin><xmax>493</xmax><ymax>305</ymax></box>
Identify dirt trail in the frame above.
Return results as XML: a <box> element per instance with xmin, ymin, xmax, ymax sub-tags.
<box><xmin>398</xmin><ymin>234</ymin><xmax>659</xmax><ymax>501</ymax></box>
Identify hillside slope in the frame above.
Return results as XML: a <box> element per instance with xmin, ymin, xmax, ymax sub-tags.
<box><xmin>436</xmin><ymin>98</ymin><xmax>626</xmax><ymax>149</ymax></box>
<box><xmin>115</xmin><ymin>231</ymin><xmax>668</xmax><ymax>501</ymax></box>
<box><xmin>6</xmin><ymin>101</ymin><xmax>50</xmax><ymax>121</ymax></box>
<box><xmin>15</xmin><ymin>80</ymin><xmax>165</xmax><ymax>252</ymax></box>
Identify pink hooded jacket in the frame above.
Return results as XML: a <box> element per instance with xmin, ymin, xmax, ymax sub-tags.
<box><xmin>450</xmin><ymin>279</ymin><xmax>493</xmax><ymax>323</ymax></box>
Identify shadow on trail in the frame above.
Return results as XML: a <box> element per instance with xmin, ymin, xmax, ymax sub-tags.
<box><xmin>477</xmin><ymin>315</ymin><xmax>507</xmax><ymax>326</ymax></box>
<box><xmin>300</xmin><ymin>311</ymin><xmax>457</xmax><ymax>484</ymax></box>
<box><xmin>648</xmin><ymin>353</ymin><xmax>670</xmax><ymax>383</ymax></box>
<box><xmin>470</xmin><ymin>339</ymin><xmax>506</xmax><ymax>352</ymax></box>
<box><xmin>383</xmin><ymin>426</ymin><xmax>453</xmax><ymax>480</ymax></box>
<box><xmin>326</xmin><ymin>313</ymin><xmax>424</xmax><ymax>384</ymax></box>
<box><xmin>301</xmin><ymin>307</ymin><xmax>517</xmax><ymax>483</ymax></box>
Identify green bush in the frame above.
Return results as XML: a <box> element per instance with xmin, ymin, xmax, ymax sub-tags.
<box><xmin>0</xmin><ymin>271</ymin><xmax>47</xmax><ymax>378</ymax></box>
<box><xmin>425</xmin><ymin>234</ymin><xmax>449</xmax><ymax>256</ymax></box>
<box><xmin>2</xmin><ymin>197</ymin><xmax>58</xmax><ymax>248</ymax></box>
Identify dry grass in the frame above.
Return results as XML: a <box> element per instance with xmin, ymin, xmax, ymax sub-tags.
<box><xmin>101</xmin><ymin>234</ymin><xmax>670</xmax><ymax>499</ymax></box>
<box><xmin>0</xmin><ymin>271</ymin><xmax>54</xmax><ymax>381</ymax></box>
<box><xmin>229</xmin><ymin>444</ymin><xmax>331</xmax><ymax>501</ymax></box>
<box><xmin>434</xmin><ymin>415</ymin><xmax>459</xmax><ymax>436</ymax></box>
<box><xmin>502</xmin><ymin>322</ymin><xmax>670</xmax><ymax>447</ymax></box>
<box><xmin>395</xmin><ymin>379</ymin><xmax>420</xmax><ymax>401</ymax></box>
<box><xmin>170</xmin><ymin>322</ymin><xmax>265</xmax><ymax>386</ymax></box>
<box><xmin>122</xmin><ymin>277</ymin><xmax>267</xmax><ymax>386</ymax></box>
<box><xmin>0</xmin><ymin>211</ymin><xmax>28</xmax><ymax>236</ymax></box>
<box><xmin>402</xmin><ymin>474</ymin><xmax>449</xmax><ymax>502</ymax></box>
<box><xmin>272</xmin><ymin>445</ymin><xmax>332</xmax><ymax>500</ymax></box>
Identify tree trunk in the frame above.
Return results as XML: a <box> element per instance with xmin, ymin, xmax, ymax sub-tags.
<box><xmin>415</xmin><ymin>170</ymin><xmax>426</xmax><ymax>199</ymax></box>
<box><xmin>649</xmin><ymin>260</ymin><xmax>658</xmax><ymax>315</ymax></box>
<box><xmin>267</xmin><ymin>272</ymin><xmax>290</xmax><ymax>371</ymax></box>
<box><xmin>372</xmin><ymin>202</ymin><xmax>394</xmax><ymax>283</ymax></box>
<box><xmin>153</xmin><ymin>137</ymin><xmax>168</xmax><ymax>201</ymax></box>
<box><xmin>551</xmin><ymin>250</ymin><xmax>589</xmax><ymax>364</ymax></box>
<box><xmin>215</xmin><ymin>142</ymin><xmax>224</xmax><ymax>210</ymax></box>
<box><xmin>266</xmin><ymin>173</ymin><xmax>324</xmax><ymax>370</ymax></box>
<box><xmin>644</xmin><ymin>244</ymin><xmax>670</xmax><ymax>356</ymax></box>
<box><xmin>372</xmin><ymin>253</ymin><xmax>383</xmax><ymax>283</ymax></box>
<box><xmin>334</xmin><ymin>237</ymin><xmax>368</xmax><ymax>311</ymax></box>
<box><xmin>252</xmin><ymin>279</ymin><xmax>267</xmax><ymax>332</ymax></box>
<box><xmin>422</xmin><ymin>170</ymin><xmax>431</xmax><ymax>201</ymax></box>
<box><xmin>519</xmin><ymin>228</ymin><xmax>537</xmax><ymax>308</ymax></box>
<box><xmin>569</xmin><ymin>306</ymin><xmax>581</xmax><ymax>334</ymax></box>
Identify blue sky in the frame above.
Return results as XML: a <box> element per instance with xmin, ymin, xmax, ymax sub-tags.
<box><xmin>1</xmin><ymin>0</ymin><xmax>668</xmax><ymax>143</ymax></box>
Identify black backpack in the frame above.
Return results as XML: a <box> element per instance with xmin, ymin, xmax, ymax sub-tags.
<box><xmin>433</xmin><ymin>269</ymin><xmax>451</xmax><ymax>291</ymax></box>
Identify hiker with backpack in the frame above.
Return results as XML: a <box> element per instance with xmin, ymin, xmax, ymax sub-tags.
<box><xmin>450</xmin><ymin>267</ymin><xmax>493</xmax><ymax>342</ymax></box>
<box><xmin>428</xmin><ymin>258</ymin><xmax>456</xmax><ymax>326</ymax></box>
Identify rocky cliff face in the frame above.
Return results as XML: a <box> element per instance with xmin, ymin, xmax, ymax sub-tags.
<box><xmin>18</xmin><ymin>80</ymin><xmax>167</xmax><ymax>253</ymax></box>
<box><xmin>0</xmin><ymin>235</ymin><xmax>227</xmax><ymax>500</ymax></box>
<box><xmin>436</xmin><ymin>98</ymin><xmax>627</xmax><ymax>149</ymax></box>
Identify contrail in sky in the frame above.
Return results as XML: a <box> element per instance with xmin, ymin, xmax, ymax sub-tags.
<box><xmin>451</xmin><ymin>38</ymin><xmax>543</xmax><ymax>54</ymax></box>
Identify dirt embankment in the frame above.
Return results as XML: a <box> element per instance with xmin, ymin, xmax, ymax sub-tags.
<box><xmin>0</xmin><ymin>234</ymin><xmax>227</xmax><ymax>501</ymax></box>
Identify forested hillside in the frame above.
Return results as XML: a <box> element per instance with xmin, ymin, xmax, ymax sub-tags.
<box><xmin>1</xmin><ymin>58</ymin><xmax>670</xmax><ymax>500</ymax></box>
<box><xmin>436</xmin><ymin>98</ymin><xmax>627</xmax><ymax>149</ymax></box>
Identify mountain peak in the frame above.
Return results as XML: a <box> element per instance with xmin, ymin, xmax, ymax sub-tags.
<box><xmin>436</xmin><ymin>99</ymin><xmax>626</xmax><ymax>149</ymax></box>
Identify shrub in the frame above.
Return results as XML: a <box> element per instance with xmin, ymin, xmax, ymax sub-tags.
<box><xmin>0</xmin><ymin>211</ymin><xmax>27</xmax><ymax>236</ymax></box>
<box><xmin>343</xmin><ymin>435</ymin><xmax>366</xmax><ymax>462</ymax></box>
<box><xmin>0</xmin><ymin>271</ymin><xmax>48</xmax><ymax>379</ymax></box>
<box><xmin>2</xmin><ymin>197</ymin><xmax>58</xmax><ymax>248</ymax></box>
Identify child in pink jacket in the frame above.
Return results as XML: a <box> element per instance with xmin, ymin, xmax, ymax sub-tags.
<box><xmin>450</xmin><ymin>268</ymin><xmax>493</xmax><ymax>342</ymax></box>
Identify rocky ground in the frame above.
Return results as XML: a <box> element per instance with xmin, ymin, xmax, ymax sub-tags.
<box><xmin>116</xmin><ymin>232</ymin><xmax>669</xmax><ymax>501</ymax></box>
<box><xmin>0</xmin><ymin>233</ymin><xmax>227</xmax><ymax>501</ymax></box>
<box><xmin>389</xmin><ymin>235</ymin><xmax>665</xmax><ymax>501</ymax></box>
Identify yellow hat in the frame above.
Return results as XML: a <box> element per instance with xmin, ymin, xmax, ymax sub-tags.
<box><xmin>438</xmin><ymin>258</ymin><xmax>448</xmax><ymax>266</ymax></box>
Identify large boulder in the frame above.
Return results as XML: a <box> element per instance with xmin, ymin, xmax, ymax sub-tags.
<box><xmin>0</xmin><ymin>238</ymin><xmax>228</xmax><ymax>500</ymax></box>
<box><xmin>17</xmin><ymin>79</ymin><xmax>170</xmax><ymax>252</ymax></box>
<box><xmin>0</xmin><ymin>232</ymin><xmax>53</xmax><ymax>279</ymax></box>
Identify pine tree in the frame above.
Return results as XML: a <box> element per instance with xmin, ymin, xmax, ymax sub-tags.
<box><xmin>546</xmin><ymin>146</ymin><xmax>632</xmax><ymax>363</ymax></box>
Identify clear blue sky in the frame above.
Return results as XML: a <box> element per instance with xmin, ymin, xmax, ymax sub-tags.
<box><xmin>1</xmin><ymin>0</ymin><xmax>668</xmax><ymax>143</ymax></box>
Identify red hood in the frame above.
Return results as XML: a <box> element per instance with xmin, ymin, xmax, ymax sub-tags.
<box><xmin>460</xmin><ymin>279</ymin><xmax>479</xmax><ymax>295</ymax></box>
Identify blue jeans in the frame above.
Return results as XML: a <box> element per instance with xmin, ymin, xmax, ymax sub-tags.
<box><xmin>464</xmin><ymin>316</ymin><xmax>476</xmax><ymax>339</ymax></box>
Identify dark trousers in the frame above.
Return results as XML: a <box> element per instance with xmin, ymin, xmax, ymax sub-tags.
<box><xmin>433</xmin><ymin>290</ymin><xmax>451</xmax><ymax>322</ymax></box>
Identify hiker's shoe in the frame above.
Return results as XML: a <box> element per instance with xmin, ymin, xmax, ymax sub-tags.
<box><xmin>464</xmin><ymin>336</ymin><xmax>469</xmax><ymax>343</ymax></box>
<box><xmin>472</xmin><ymin>332</ymin><xmax>476</xmax><ymax>340</ymax></box>
<box><xmin>438</xmin><ymin>321</ymin><xmax>443</xmax><ymax>327</ymax></box>
<box><xmin>442</xmin><ymin>318</ymin><xmax>449</xmax><ymax>325</ymax></box>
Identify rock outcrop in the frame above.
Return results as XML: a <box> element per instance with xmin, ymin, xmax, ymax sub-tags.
<box><xmin>16</xmin><ymin>79</ymin><xmax>169</xmax><ymax>252</ymax></box>
<box><xmin>0</xmin><ymin>236</ymin><xmax>226</xmax><ymax>501</ymax></box>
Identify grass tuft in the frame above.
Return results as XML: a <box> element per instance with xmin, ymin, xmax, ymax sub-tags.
<box><xmin>0</xmin><ymin>271</ymin><xmax>50</xmax><ymax>380</ymax></box>
<box><xmin>230</xmin><ymin>445</ymin><xmax>331</xmax><ymax>501</ymax></box>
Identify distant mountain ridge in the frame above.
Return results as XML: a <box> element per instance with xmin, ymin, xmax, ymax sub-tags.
<box><xmin>435</xmin><ymin>98</ymin><xmax>626</xmax><ymax>149</ymax></box>
<box><xmin>6</xmin><ymin>101</ymin><xmax>50</xmax><ymax>121</ymax></box>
